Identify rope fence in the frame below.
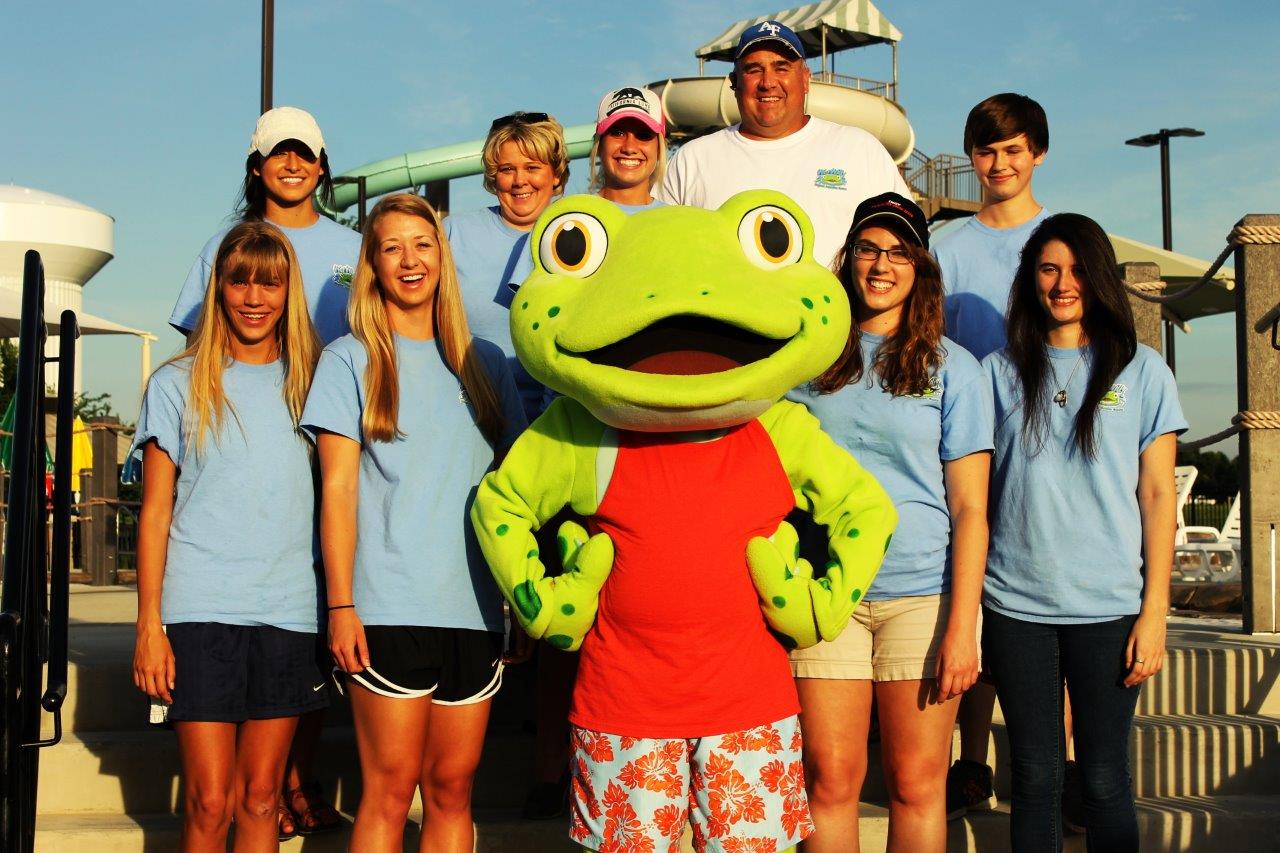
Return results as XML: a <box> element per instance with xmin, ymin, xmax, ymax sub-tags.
<box><xmin>1123</xmin><ymin>223</ymin><xmax>1280</xmax><ymax>304</ymax></box>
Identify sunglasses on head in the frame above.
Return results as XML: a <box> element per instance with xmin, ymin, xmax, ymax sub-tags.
<box><xmin>605</xmin><ymin>124</ymin><xmax>659</xmax><ymax>142</ymax></box>
<box><xmin>489</xmin><ymin>112</ymin><xmax>550</xmax><ymax>133</ymax></box>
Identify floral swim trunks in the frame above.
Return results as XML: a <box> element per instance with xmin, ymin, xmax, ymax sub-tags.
<box><xmin>569</xmin><ymin>715</ymin><xmax>813</xmax><ymax>853</ymax></box>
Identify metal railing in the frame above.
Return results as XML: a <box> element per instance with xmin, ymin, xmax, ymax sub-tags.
<box><xmin>811</xmin><ymin>70</ymin><xmax>895</xmax><ymax>101</ymax></box>
<box><xmin>905</xmin><ymin>151</ymin><xmax>981</xmax><ymax>207</ymax></box>
<box><xmin>0</xmin><ymin>251</ymin><xmax>77</xmax><ymax>851</ymax></box>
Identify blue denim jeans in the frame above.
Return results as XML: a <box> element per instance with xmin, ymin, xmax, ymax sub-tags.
<box><xmin>982</xmin><ymin>607</ymin><xmax>1141</xmax><ymax>852</ymax></box>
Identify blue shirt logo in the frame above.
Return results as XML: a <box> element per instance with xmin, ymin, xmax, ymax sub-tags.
<box><xmin>815</xmin><ymin>168</ymin><xmax>848</xmax><ymax>190</ymax></box>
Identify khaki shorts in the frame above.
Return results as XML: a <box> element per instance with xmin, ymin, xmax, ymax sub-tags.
<box><xmin>790</xmin><ymin>593</ymin><xmax>960</xmax><ymax>682</ymax></box>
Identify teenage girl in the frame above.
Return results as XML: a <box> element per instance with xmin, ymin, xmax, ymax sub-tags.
<box><xmin>589</xmin><ymin>86</ymin><xmax>667</xmax><ymax>211</ymax></box>
<box><xmin>790</xmin><ymin>192</ymin><xmax>992</xmax><ymax>852</ymax></box>
<box><xmin>170</xmin><ymin>107</ymin><xmax>357</xmax><ymax>835</ymax></box>
<box><xmin>982</xmin><ymin>213</ymin><xmax>1183</xmax><ymax>851</ymax></box>
<box><xmin>132</xmin><ymin>222</ymin><xmax>324</xmax><ymax>852</ymax></box>
<box><xmin>171</xmin><ymin>106</ymin><xmax>360</xmax><ymax>348</ymax></box>
<box><xmin>302</xmin><ymin>193</ymin><xmax>526</xmax><ymax>852</ymax></box>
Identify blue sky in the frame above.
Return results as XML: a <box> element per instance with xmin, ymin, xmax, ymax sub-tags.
<box><xmin>4</xmin><ymin>0</ymin><xmax>1277</xmax><ymax>451</ymax></box>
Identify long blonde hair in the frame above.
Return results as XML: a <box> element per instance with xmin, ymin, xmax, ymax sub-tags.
<box><xmin>349</xmin><ymin>193</ymin><xmax>505</xmax><ymax>444</ymax></box>
<box><xmin>166</xmin><ymin>221</ymin><xmax>320</xmax><ymax>454</ymax></box>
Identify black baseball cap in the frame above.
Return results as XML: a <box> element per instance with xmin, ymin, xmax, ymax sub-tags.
<box><xmin>849</xmin><ymin>192</ymin><xmax>929</xmax><ymax>250</ymax></box>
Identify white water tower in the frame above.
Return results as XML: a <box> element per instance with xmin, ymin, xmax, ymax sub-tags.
<box><xmin>0</xmin><ymin>185</ymin><xmax>115</xmax><ymax>391</ymax></box>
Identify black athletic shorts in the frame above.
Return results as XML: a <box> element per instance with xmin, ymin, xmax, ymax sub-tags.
<box><xmin>348</xmin><ymin>626</ymin><xmax>504</xmax><ymax>704</ymax></box>
<box><xmin>167</xmin><ymin>622</ymin><xmax>329</xmax><ymax>723</ymax></box>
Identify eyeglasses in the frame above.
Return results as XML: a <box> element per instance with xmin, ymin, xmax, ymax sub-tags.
<box><xmin>489</xmin><ymin>112</ymin><xmax>550</xmax><ymax>134</ymax></box>
<box><xmin>850</xmin><ymin>242</ymin><xmax>913</xmax><ymax>265</ymax></box>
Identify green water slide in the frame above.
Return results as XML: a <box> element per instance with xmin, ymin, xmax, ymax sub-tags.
<box><xmin>324</xmin><ymin>123</ymin><xmax>596</xmax><ymax>215</ymax></box>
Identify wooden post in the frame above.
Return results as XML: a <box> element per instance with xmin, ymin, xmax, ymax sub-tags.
<box><xmin>1120</xmin><ymin>262</ymin><xmax>1165</xmax><ymax>355</ymax></box>
<box><xmin>83</xmin><ymin>417</ymin><xmax>120</xmax><ymax>586</ymax></box>
<box><xmin>1235</xmin><ymin>214</ymin><xmax>1280</xmax><ymax>634</ymax></box>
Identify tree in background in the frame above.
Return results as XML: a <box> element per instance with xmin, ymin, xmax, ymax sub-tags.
<box><xmin>1176</xmin><ymin>447</ymin><xmax>1240</xmax><ymax>502</ymax></box>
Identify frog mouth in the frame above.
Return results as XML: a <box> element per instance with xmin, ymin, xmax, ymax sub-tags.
<box><xmin>571</xmin><ymin>315</ymin><xmax>789</xmax><ymax>376</ymax></box>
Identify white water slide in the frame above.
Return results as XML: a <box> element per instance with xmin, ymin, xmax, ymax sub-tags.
<box><xmin>328</xmin><ymin>0</ymin><xmax>913</xmax><ymax>213</ymax></box>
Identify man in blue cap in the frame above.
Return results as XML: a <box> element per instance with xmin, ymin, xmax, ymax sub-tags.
<box><xmin>662</xmin><ymin>19</ymin><xmax>909</xmax><ymax>268</ymax></box>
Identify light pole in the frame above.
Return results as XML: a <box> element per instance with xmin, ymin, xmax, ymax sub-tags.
<box><xmin>1125</xmin><ymin>127</ymin><xmax>1205</xmax><ymax>373</ymax></box>
<box><xmin>261</xmin><ymin>0</ymin><xmax>274</xmax><ymax>114</ymax></box>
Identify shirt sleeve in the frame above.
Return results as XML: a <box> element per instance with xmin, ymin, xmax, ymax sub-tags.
<box><xmin>1138</xmin><ymin>353</ymin><xmax>1189</xmax><ymax>452</ymax></box>
<box><xmin>168</xmin><ymin>232</ymin><xmax>224</xmax><ymax>334</ymax></box>
<box><xmin>123</xmin><ymin>370</ymin><xmax>186</xmax><ymax>483</ymax></box>
<box><xmin>940</xmin><ymin>356</ymin><xmax>995</xmax><ymax>461</ymax></box>
<box><xmin>300</xmin><ymin>347</ymin><xmax>364</xmax><ymax>443</ymax></box>
<box><xmin>658</xmin><ymin>146</ymin><xmax>686</xmax><ymax>205</ymax></box>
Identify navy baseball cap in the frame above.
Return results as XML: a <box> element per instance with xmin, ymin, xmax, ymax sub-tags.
<box><xmin>850</xmin><ymin>192</ymin><xmax>930</xmax><ymax>250</ymax></box>
<box><xmin>735</xmin><ymin>20</ymin><xmax>805</xmax><ymax>61</ymax></box>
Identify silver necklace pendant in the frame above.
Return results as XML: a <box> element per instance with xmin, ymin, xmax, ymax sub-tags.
<box><xmin>1054</xmin><ymin>389</ymin><xmax>1067</xmax><ymax>407</ymax></box>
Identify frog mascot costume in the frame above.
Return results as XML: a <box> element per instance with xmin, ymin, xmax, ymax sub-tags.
<box><xmin>472</xmin><ymin>191</ymin><xmax>896</xmax><ymax>853</ymax></box>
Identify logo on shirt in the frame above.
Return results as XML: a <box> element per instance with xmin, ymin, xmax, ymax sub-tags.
<box><xmin>908</xmin><ymin>376</ymin><xmax>941</xmax><ymax>399</ymax></box>
<box><xmin>1100</xmin><ymin>383</ymin><xmax>1128</xmax><ymax>412</ymax></box>
<box><xmin>333</xmin><ymin>264</ymin><xmax>355</xmax><ymax>288</ymax></box>
<box><xmin>814</xmin><ymin>168</ymin><xmax>848</xmax><ymax>190</ymax></box>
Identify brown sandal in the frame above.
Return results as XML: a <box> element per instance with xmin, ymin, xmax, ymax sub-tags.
<box><xmin>286</xmin><ymin>781</ymin><xmax>343</xmax><ymax>835</ymax></box>
<box><xmin>277</xmin><ymin>796</ymin><xmax>297</xmax><ymax>841</ymax></box>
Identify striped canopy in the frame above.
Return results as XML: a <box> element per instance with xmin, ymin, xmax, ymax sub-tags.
<box><xmin>695</xmin><ymin>0</ymin><xmax>903</xmax><ymax>62</ymax></box>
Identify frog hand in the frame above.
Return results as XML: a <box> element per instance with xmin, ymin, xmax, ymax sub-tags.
<box><xmin>810</xmin><ymin>557</ymin><xmax>864</xmax><ymax>643</ymax></box>
<box><xmin>531</xmin><ymin>521</ymin><xmax>614</xmax><ymax>652</ymax></box>
<box><xmin>746</xmin><ymin>521</ymin><xmax>820</xmax><ymax>650</ymax></box>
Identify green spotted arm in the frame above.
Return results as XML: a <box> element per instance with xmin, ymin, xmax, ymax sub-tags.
<box><xmin>753</xmin><ymin>400</ymin><xmax>899</xmax><ymax>648</ymax></box>
<box><xmin>471</xmin><ymin>397</ymin><xmax>611</xmax><ymax>652</ymax></box>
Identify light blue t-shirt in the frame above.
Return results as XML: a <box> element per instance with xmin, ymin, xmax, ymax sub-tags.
<box><xmin>983</xmin><ymin>343</ymin><xmax>1187</xmax><ymax>624</ymax></box>
<box><xmin>125</xmin><ymin>358</ymin><xmax>319</xmax><ymax>632</ymax></box>
<box><xmin>300</xmin><ymin>334</ymin><xmax>527</xmax><ymax>631</ymax></box>
<box><xmin>789</xmin><ymin>333</ymin><xmax>994</xmax><ymax>599</ymax></box>
<box><xmin>933</xmin><ymin>210</ymin><xmax>1050</xmax><ymax>361</ymax></box>
<box><xmin>170</xmin><ymin>216</ymin><xmax>361</xmax><ymax>345</ymax></box>
<box><xmin>445</xmin><ymin>206</ymin><xmax>547</xmax><ymax>420</ymax></box>
<box><xmin>613</xmin><ymin>198</ymin><xmax>665</xmax><ymax>214</ymax></box>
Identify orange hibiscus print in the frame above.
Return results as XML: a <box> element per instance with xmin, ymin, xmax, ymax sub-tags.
<box><xmin>723</xmin><ymin>838</ymin><xmax>778</xmax><ymax>853</ymax></box>
<box><xmin>707</xmin><ymin>766</ymin><xmax>767</xmax><ymax>834</ymax></box>
<box><xmin>718</xmin><ymin>725</ymin><xmax>783</xmax><ymax>755</ymax></box>
<box><xmin>576</xmin><ymin>728</ymin><xmax>616</xmax><ymax>763</ymax></box>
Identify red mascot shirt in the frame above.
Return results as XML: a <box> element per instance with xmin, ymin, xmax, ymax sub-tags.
<box><xmin>569</xmin><ymin>419</ymin><xmax>800</xmax><ymax>738</ymax></box>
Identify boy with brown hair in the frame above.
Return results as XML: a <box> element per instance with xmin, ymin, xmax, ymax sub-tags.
<box><xmin>934</xmin><ymin>93</ymin><xmax>1049</xmax><ymax>361</ymax></box>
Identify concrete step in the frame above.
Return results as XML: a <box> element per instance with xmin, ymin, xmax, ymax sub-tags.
<box><xmin>33</xmin><ymin>795</ymin><xmax>1280</xmax><ymax>853</ymax></box>
<box><xmin>1138</xmin><ymin>621</ymin><xmax>1280</xmax><ymax>717</ymax></box>
<box><xmin>32</xmin><ymin>809</ymin><xmax>568</xmax><ymax>853</ymax></box>
<box><xmin>35</xmin><ymin>726</ymin><xmax>533</xmax><ymax>816</ymax></box>
<box><xmin>1131</xmin><ymin>713</ymin><xmax>1280</xmax><ymax>798</ymax></box>
<box><xmin>979</xmin><ymin>712</ymin><xmax>1280</xmax><ymax>801</ymax></box>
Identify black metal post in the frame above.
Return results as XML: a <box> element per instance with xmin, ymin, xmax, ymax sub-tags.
<box><xmin>1125</xmin><ymin>127</ymin><xmax>1204</xmax><ymax>376</ymax></box>
<box><xmin>260</xmin><ymin>0</ymin><xmax>274</xmax><ymax>114</ymax></box>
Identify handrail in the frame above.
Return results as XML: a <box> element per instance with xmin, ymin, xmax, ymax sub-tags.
<box><xmin>0</xmin><ymin>250</ymin><xmax>50</xmax><ymax>850</ymax></box>
<box><xmin>38</xmin><ymin>311</ymin><xmax>78</xmax><ymax>741</ymax></box>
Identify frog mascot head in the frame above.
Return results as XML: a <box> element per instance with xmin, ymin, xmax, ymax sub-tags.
<box><xmin>512</xmin><ymin>191</ymin><xmax>850</xmax><ymax>432</ymax></box>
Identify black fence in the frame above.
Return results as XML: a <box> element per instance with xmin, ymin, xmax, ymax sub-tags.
<box><xmin>0</xmin><ymin>251</ymin><xmax>77</xmax><ymax>851</ymax></box>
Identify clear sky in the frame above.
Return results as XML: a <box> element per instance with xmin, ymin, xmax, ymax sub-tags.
<box><xmin>4</xmin><ymin>0</ymin><xmax>1277</xmax><ymax>451</ymax></box>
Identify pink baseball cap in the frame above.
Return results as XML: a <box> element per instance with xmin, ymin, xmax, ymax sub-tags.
<box><xmin>595</xmin><ymin>87</ymin><xmax>665</xmax><ymax>136</ymax></box>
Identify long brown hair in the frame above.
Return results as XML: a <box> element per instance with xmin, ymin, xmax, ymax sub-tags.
<box><xmin>1007</xmin><ymin>213</ymin><xmax>1136</xmax><ymax>458</ymax></box>
<box><xmin>349</xmin><ymin>193</ymin><xmax>505</xmax><ymax>444</ymax></box>
<box><xmin>166</xmin><ymin>221</ymin><xmax>320</xmax><ymax>453</ymax></box>
<box><xmin>813</xmin><ymin>236</ymin><xmax>944</xmax><ymax>396</ymax></box>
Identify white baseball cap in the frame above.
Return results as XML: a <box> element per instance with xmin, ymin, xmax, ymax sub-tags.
<box><xmin>249</xmin><ymin>106</ymin><xmax>325</xmax><ymax>159</ymax></box>
<box><xmin>595</xmin><ymin>87</ymin><xmax>665</xmax><ymax>136</ymax></box>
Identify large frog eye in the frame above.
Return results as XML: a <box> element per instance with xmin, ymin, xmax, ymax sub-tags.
<box><xmin>539</xmin><ymin>212</ymin><xmax>608</xmax><ymax>278</ymax></box>
<box><xmin>738</xmin><ymin>205</ymin><xmax>803</xmax><ymax>270</ymax></box>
